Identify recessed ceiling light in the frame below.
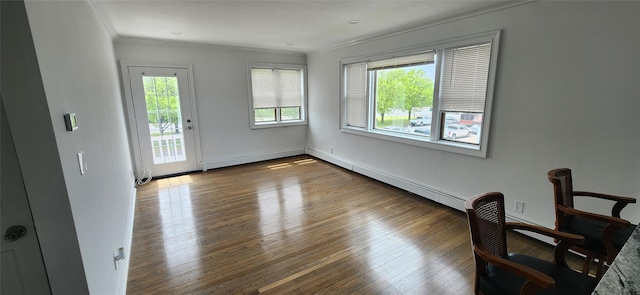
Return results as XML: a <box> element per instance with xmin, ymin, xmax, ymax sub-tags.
<box><xmin>171</xmin><ymin>31</ymin><xmax>183</xmax><ymax>35</ymax></box>
<box><xmin>348</xmin><ymin>20</ymin><xmax>360</xmax><ymax>24</ymax></box>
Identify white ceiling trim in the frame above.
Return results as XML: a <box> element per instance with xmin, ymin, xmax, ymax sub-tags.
<box><xmin>87</xmin><ymin>0</ymin><xmax>118</xmax><ymax>40</ymax></box>
<box><xmin>315</xmin><ymin>0</ymin><xmax>535</xmax><ymax>53</ymax></box>
<box><xmin>115</xmin><ymin>37</ymin><xmax>307</xmax><ymax>56</ymax></box>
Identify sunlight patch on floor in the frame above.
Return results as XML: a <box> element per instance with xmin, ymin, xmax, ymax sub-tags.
<box><xmin>267</xmin><ymin>158</ymin><xmax>317</xmax><ymax>170</ymax></box>
<box><xmin>294</xmin><ymin>158</ymin><xmax>317</xmax><ymax>165</ymax></box>
<box><xmin>156</xmin><ymin>175</ymin><xmax>194</xmax><ymax>188</ymax></box>
<box><xmin>267</xmin><ymin>163</ymin><xmax>292</xmax><ymax>170</ymax></box>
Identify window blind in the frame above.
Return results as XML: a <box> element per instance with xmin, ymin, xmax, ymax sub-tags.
<box><xmin>367</xmin><ymin>52</ymin><xmax>435</xmax><ymax>71</ymax></box>
<box><xmin>251</xmin><ymin>68</ymin><xmax>302</xmax><ymax>108</ymax></box>
<box><xmin>440</xmin><ymin>43</ymin><xmax>491</xmax><ymax>113</ymax></box>
<box><xmin>345</xmin><ymin>62</ymin><xmax>367</xmax><ymax>128</ymax></box>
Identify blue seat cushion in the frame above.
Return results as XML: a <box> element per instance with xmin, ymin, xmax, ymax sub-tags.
<box><xmin>479</xmin><ymin>253</ymin><xmax>597</xmax><ymax>295</ymax></box>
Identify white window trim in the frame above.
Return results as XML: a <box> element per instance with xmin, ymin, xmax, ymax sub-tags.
<box><xmin>340</xmin><ymin>30</ymin><xmax>500</xmax><ymax>158</ymax></box>
<box><xmin>247</xmin><ymin>62</ymin><xmax>308</xmax><ymax>129</ymax></box>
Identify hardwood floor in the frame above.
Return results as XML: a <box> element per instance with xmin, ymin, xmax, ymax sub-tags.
<box><xmin>127</xmin><ymin>156</ymin><xmax>583</xmax><ymax>294</ymax></box>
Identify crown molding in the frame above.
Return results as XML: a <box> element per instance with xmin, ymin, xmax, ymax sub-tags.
<box><xmin>87</xmin><ymin>0</ymin><xmax>118</xmax><ymax>40</ymax></box>
<box><xmin>114</xmin><ymin>37</ymin><xmax>307</xmax><ymax>57</ymax></box>
<box><xmin>314</xmin><ymin>1</ymin><xmax>535</xmax><ymax>53</ymax></box>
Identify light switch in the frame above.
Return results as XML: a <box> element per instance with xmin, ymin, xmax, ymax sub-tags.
<box><xmin>77</xmin><ymin>151</ymin><xmax>87</xmax><ymax>175</ymax></box>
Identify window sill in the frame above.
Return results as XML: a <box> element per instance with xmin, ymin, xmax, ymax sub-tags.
<box><xmin>341</xmin><ymin>126</ymin><xmax>486</xmax><ymax>158</ymax></box>
<box><xmin>250</xmin><ymin>120</ymin><xmax>307</xmax><ymax>130</ymax></box>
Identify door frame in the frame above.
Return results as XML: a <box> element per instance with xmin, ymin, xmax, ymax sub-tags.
<box><xmin>120</xmin><ymin>61</ymin><xmax>202</xmax><ymax>176</ymax></box>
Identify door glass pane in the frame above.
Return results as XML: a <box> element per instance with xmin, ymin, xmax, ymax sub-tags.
<box><xmin>143</xmin><ymin>76</ymin><xmax>187</xmax><ymax>164</ymax></box>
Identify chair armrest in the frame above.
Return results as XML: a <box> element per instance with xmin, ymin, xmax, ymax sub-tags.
<box><xmin>506</xmin><ymin>222</ymin><xmax>583</xmax><ymax>267</ymax></box>
<box><xmin>573</xmin><ymin>191</ymin><xmax>636</xmax><ymax>203</ymax></box>
<box><xmin>506</xmin><ymin>222</ymin><xmax>584</xmax><ymax>244</ymax></box>
<box><xmin>474</xmin><ymin>244</ymin><xmax>555</xmax><ymax>291</ymax></box>
<box><xmin>557</xmin><ymin>205</ymin><xmax>631</xmax><ymax>227</ymax></box>
<box><xmin>573</xmin><ymin>191</ymin><xmax>636</xmax><ymax>217</ymax></box>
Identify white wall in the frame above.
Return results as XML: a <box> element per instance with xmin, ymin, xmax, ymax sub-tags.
<box><xmin>114</xmin><ymin>40</ymin><xmax>307</xmax><ymax>167</ymax></box>
<box><xmin>19</xmin><ymin>0</ymin><xmax>135</xmax><ymax>294</ymax></box>
<box><xmin>307</xmin><ymin>2</ymin><xmax>640</xmax><ymax>227</ymax></box>
<box><xmin>3</xmin><ymin>1</ymin><xmax>87</xmax><ymax>293</ymax></box>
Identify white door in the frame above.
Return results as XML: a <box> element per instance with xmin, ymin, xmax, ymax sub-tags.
<box><xmin>1</xmin><ymin>103</ymin><xmax>51</xmax><ymax>294</ymax></box>
<box><xmin>128</xmin><ymin>66</ymin><xmax>199</xmax><ymax>177</ymax></box>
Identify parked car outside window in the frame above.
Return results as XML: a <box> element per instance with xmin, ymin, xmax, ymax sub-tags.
<box><xmin>412</xmin><ymin>127</ymin><xmax>431</xmax><ymax>136</ymax></box>
<box><xmin>444</xmin><ymin>124</ymin><xmax>470</xmax><ymax>139</ymax></box>
<box><xmin>410</xmin><ymin>116</ymin><xmax>431</xmax><ymax>126</ymax></box>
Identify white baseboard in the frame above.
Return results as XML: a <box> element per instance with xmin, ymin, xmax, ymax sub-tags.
<box><xmin>304</xmin><ymin>147</ymin><xmax>353</xmax><ymax>170</ymax></box>
<box><xmin>201</xmin><ymin>148</ymin><xmax>306</xmax><ymax>171</ymax></box>
<box><xmin>117</xmin><ymin>185</ymin><xmax>137</xmax><ymax>295</ymax></box>
<box><xmin>306</xmin><ymin>147</ymin><xmax>466</xmax><ymax>211</ymax></box>
<box><xmin>305</xmin><ymin>146</ymin><xmax>555</xmax><ymax>245</ymax></box>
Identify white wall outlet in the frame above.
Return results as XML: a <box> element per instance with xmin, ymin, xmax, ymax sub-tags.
<box><xmin>330</xmin><ymin>147</ymin><xmax>334</xmax><ymax>154</ymax></box>
<box><xmin>514</xmin><ymin>200</ymin><xmax>525</xmax><ymax>213</ymax></box>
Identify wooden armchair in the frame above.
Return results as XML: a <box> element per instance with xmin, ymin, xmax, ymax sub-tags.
<box><xmin>465</xmin><ymin>192</ymin><xmax>596</xmax><ymax>295</ymax></box>
<box><xmin>548</xmin><ymin>168</ymin><xmax>637</xmax><ymax>278</ymax></box>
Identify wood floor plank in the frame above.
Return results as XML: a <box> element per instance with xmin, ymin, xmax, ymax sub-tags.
<box><xmin>127</xmin><ymin>156</ymin><xmax>587</xmax><ymax>294</ymax></box>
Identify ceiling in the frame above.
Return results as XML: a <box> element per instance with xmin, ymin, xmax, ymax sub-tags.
<box><xmin>98</xmin><ymin>0</ymin><xmax>520</xmax><ymax>52</ymax></box>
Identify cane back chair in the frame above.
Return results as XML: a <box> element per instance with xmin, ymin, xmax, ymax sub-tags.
<box><xmin>466</xmin><ymin>192</ymin><xmax>596</xmax><ymax>295</ymax></box>
<box><xmin>548</xmin><ymin>168</ymin><xmax>637</xmax><ymax>278</ymax></box>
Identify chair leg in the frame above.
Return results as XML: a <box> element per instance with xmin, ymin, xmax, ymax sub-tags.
<box><xmin>595</xmin><ymin>260</ymin><xmax>605</xmax><ymax>279</ymax></box>
<box><xmin>581</xmin><ymin>257</ymin><xmax>592</xmax><ymax>275</ymax></box>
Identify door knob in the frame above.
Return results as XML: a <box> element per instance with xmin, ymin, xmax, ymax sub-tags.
<box><xmin>4</xmin><ymin>225</ymin><xmax>27</xmax><ymax>242</ymax></box>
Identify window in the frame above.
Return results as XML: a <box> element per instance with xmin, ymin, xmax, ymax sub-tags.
<box><xmin>248</xmin><ymin>63</ymin><xmax>307</xmax><ymax>128</ymax></box>
<box><xmin>341</xmin><ymin>31</ymin><xmax>500</xmax><ymax>157</ymax></box>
